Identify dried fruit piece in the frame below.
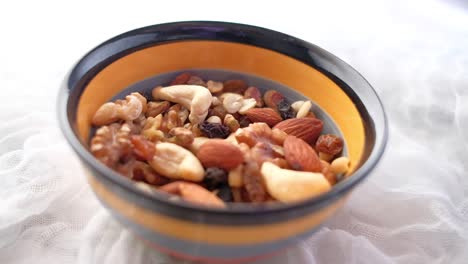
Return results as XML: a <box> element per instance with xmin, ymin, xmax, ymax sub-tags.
<box><xmin>223</xmin><ymin>79</ymin><xmax>248</xmax><ymax>94</ymax></box>
<box><xmin>263</xmin><ymin>90</ymin><xmax>285</xmax><ymax>110</ymax></box>
<box><xmin>261</xmin><ymin>162</ymin><xmax>331</xmax><ymax>202</ymax></box>
<box><xmin>160</xmin><ymin>181</ymin><xmax>225</xmax><ymax>207</ymax></box>
<box><xmin>203</xmin><ymin>167</ymin><xmax>228</xmax><ymax>190</ymax></box>
<box><xmin>149</xmin><ymin>142</ymin><xmax>204</xmax><ymax>182</ymax></box>
<box><xmin>216</xmin><ymin>186</ymin><xmax>234</xmax><ymax>202</ymax></box>
<box><xmin>283</xmin><ymin>136</ymin><xmax>321</xmax><ymax>172</ymax></box>
<box><xmin>199</xmin><ymin>121</ymin><xmax>230</xmax><ymax>139</ymax></box>
<box><xmin>130</xmin><ymin>135</ymin><xmax>155</xmax><ymax>161</ymax></box>
<box><xmin>277</xmin><ymin>99</ymin><xmax>295</xmax><ymax>120</ymax></box>
<box><xmin>245</xmin><ymin>108</ymin><xmax>282</xmax><ymax>127</ymax></box>
<box><xmin>244</xmin><ymin>86</ymin><xmax>263</xmax><ymax>107</ymax></box>
<box><xmin>274</xmin><ymin>118</ymin><xmax>323</xmax><ymax>144</ymax></box>
<box><xmin>315</xmin><ymin>134</ymin><xmax>344</xmax><ymax>156</ymax></box>
<box><xmin>197</xmin><ymin>140</ymin><xmax>244</xmax><ymax>170</ymax></box>
<box><xmin>170</xmin><ymin>72</ymin><xmax>192</xmax><ymax>85</ymax></box>
<box><xmin>238</xmin><ymin>115</ymin><xmax>251</xmax><ymax>128</ymax></box>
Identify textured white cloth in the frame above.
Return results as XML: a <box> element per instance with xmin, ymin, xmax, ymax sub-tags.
<box><xmin>1</xmin><ymin>0</ymin><xmax>467</xmax><ymax>263</ymax></box>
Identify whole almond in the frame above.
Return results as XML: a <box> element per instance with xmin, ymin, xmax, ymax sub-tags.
<box><xmin>274</xmin><ymin>117</ymin><xmax>323</xmax><ymax>144</ymax></box>
<box><xmin>245</xmin><ymin>108</ymin><xmax>282</xmax><ymax>127</ymax></box>
<box><xmin>159</xmin><ymin>181</ymin><xmax>225</xmax><ymax>208</ymax></box>
<box><xmin>197</xmin><ymin>139</ymin><xmax>244</xmax><ymax>170</ymax></box>
<box><xmin>284</xmin><ymin>135</ymin><xmax>321</xmax><ymax>172</ymax></box>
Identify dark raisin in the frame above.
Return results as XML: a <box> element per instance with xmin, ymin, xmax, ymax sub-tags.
<box><xmin>203</xmin><ymin>167</ymin><xmax>228</xmax><ymax>190</ymax></box>
<box><xmin>216</xmin><ymin>186</ymin><xmax>233</xmax><ymax>202</ymax></box>
<box><xmin>238</xmin><ymin>115</ymin><xmax>252</xmax><ymax>128</ymax></box>
<box><xmin>277</xmin><ymin>99</ymin><xmax>295</xmax><ymax>120</ymax></box>
<box><xmin>199</xmin><ymin>121</ymin><xmax>230</xmax><ymax>139</ymax></box>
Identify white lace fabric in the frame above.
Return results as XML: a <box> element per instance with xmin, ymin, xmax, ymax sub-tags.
<box><xmin>1</xmin><ymin>0</ymin><xmax>467</xmax><ymax>263</ymax></box>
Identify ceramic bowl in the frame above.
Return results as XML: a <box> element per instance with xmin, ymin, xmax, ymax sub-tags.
<box><xmin>57</xmin><ymin>21</ymin><xmax>387</xmax><ymax>263</ymax></box>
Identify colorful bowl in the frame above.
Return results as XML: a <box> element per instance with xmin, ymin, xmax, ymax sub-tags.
<box><xmin>57</xmin><ymin>21</ymin><xmax>388</xmax><ymax>263</ymax></box>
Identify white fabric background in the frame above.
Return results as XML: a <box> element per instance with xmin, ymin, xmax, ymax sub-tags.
<box><xmin>1</xmin><ymin>0</ymin><xmax>467</xmax><ymax>263</ymax></box>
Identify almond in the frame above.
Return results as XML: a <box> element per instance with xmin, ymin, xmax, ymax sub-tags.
<box><xmin>244</xmin><ymin>108</ymin><xmax>282</xmax><ymax>127</ymax></box>
<box><xmin>284</xmin><ymin>135</ymin><xmax>321</xmax><ymax>172</ymax></box>
<box><xmin>273</xmin><ymin>117</ymin><xmax>323</xmax><ymax>144</ymax></box>
<box><xmin>197</xmin><ymin>139</ymin><xmax>244</xmax><ymax>170</ymax></box>
<box><xmin>159</xmin><ymin>181</ymin><xmax>225</xmax><ymax>208</ymax></box>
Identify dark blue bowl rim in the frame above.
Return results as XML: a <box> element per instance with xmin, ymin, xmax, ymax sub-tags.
<box><xmin>57</xmin><ymin>21</ymin><xmax>388</xmax><ymax>216</ymax></box>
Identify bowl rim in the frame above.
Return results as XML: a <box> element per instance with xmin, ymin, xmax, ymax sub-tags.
<box><xmin>57</xmin><ymin>21</ymin><xmax>388</xmax><ymax>215</ymax></box>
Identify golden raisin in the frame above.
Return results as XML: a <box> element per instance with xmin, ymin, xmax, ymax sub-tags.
<box><xmin>315</xmin><ymin>134</ymin><xmax>344</xmax><ymax>156</ymax></box>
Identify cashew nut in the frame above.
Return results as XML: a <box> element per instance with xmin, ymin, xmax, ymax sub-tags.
<box><xmin>92</xmin><ymin>93</ymin><xmax>144</xmax><ymax>125</ymax></box>
<box><xmin>221</xmin><ymin>93</ymin><xmax>244</xmax><ymax>113</ymax></box>
<box><xmin>207</xmin><ymin>80</ymin><xmax>224</xmax><ymax>93</ymax></box>
<box><xmin>260</xmin><ymin>162</ymin><xmax>331</xmax><ymax>202</ymax></box>
<box><xmin>238</xmin><ymin>98</ymin><xmax>257</xmax><ymax>114</ymax></box>
<box><xmin>149</xmin><ymin>142</ymin><xmax>205</xmax><ymax>182</ymax></box>
<box><xmin>152</xmin><ymin>85</ymin><xmax>212</xmax><ymax>124</ymax></box>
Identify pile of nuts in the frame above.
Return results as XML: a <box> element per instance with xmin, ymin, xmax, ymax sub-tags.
<box><xmin>89</xmin><ymin>73</ymin><xmax>350</xmax><ymax>208</ymax></box>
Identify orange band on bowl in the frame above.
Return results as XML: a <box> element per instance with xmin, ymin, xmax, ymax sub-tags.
<box><xmin>76</xmin><ymin>41</ymin><xmax>365</xmax><ymax>171</ymax></box>
<box><xmin>88</xmin><ymin>173</ymin><xmax>345</xmax><ymax>245</ymax></box>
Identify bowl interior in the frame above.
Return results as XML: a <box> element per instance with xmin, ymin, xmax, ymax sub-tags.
<box><xmin>75</xmin><ymin>40</ymin><xmax>365</xmax><ymax>175</ymax></box>
<box><xmin>106</xmin><ymin>69</ymin><xmax>348</xmax><ymax>157</ymax></box>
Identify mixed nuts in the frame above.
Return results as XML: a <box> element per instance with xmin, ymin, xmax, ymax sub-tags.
<box><xmin>89</xmin><ymin>73</ymin><xmax>350</xmax><ymax>208</ymax></box>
